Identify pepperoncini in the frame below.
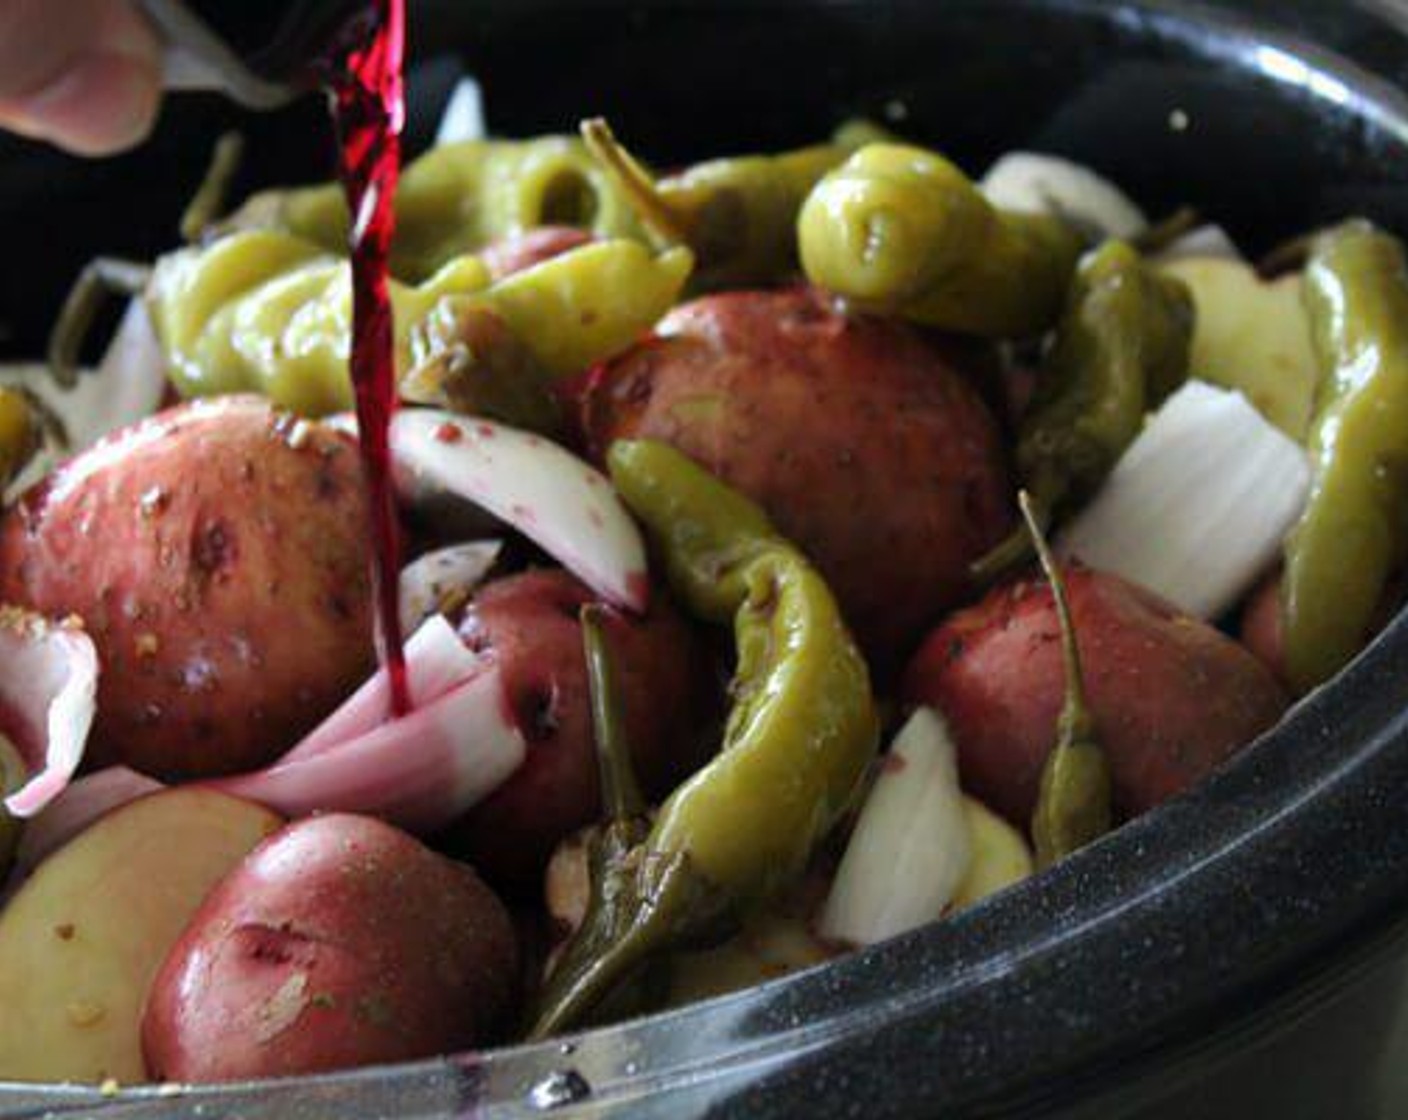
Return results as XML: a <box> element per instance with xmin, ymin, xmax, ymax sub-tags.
<box><xmin>148</xmin><ymin>230</ymin><xmax>692</xmax><ymax>420</ymax></box>
<box><xmin>226</xmin><ymin>136</ymin><xmax>645</xmax><ymax>282</ymax></box>
<box><xmin>1283</xmin><ymin>221</ymin><xmax>1408</xmax><ymax>692</ymax></box>
<box><xmin>530</xmin><ymin>440</ymin><xmax>879</xmax><ymax>1037</ymax></box>
<box><xmin>798</xmin><ymin>142</ymin><xmax>1084</xmax><ymax>337</ymax></box>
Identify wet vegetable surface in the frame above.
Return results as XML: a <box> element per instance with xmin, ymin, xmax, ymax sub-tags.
<box><xmin>0</xmin><ymin>2</ymin><xmax>1402</xmax><ymax>1120</ymax></box>
<box><xmin>1283</xmin><ymin>222</ymin><xmax>1408</xmax><ymax>693</ymax></box>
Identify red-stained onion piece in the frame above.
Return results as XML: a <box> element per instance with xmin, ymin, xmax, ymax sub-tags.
<box><xmin>0</xmin><ymin>610</ymin><xmax>99</xmax><ymax>820</ymax></box>
<box><xmin>391</xmin><ymin>408</ymin><xmax>649</xmax><ymax>611</ymax></box>
<box><xmin>399</xmin><ymin>540</ymin><xmax>502</xmax><ymax>635</ymax></box>
<box><xmin>284</xmin><ymin>614</ymin><xmax>480</xmax><ymax>763</ymax></box>
<box><xmin>12</xmin><ymin>766</ymin><xmax>163</xmax><ymax>875</ymax></box>
<box><xmin>211</xmin><ymin>666</ymin><xmax>525</xmax><ymax>833</ymax></box>
<box><xmin>7</xmin><ymin>617</ymin><xmax>504</xmax><ymax>870</ymax></box>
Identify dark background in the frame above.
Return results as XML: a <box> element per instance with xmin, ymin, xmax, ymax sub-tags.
<box><xmin>2</xmin><ymin>0</ymin><xmax>1406</xmax><ymax>361</ymax></box>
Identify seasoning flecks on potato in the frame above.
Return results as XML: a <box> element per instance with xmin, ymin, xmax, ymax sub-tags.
<box><xmin>0</xmin><ymin>396</ymin><xmax>375</xmax><ymax>781</ymax></box>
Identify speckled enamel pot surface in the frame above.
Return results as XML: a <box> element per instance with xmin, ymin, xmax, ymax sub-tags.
<box><xmin>2</xmin><ymin>2</ymin><xmax>1407</xmax><ymax>1117</ymax></box>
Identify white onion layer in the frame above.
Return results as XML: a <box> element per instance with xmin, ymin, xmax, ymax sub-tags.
<box><xmin>0</xmin><ymin>611</ymin><xmax>98</xmax><ymax>820</ymax></box>
<box><xmin>436</xmin><ymin>77</ymin><xmax>487</xmax><ymax>145</ymax></box>
<box><xmin>819</xmin><ymin>708</ymin><xmax>973</xmax><ymax>947</ymax></box>
<box><xmin>392</xmin><ymin>409</ymin><xmax>649</xmax><ymax>611</ymax></box>
<box><xmin>1153</xmin><ymin>224</ymin><xmax>1244</xmax><ymax>264</ymax></box>
<box><xmin>285</xmin><ymin>615</ymin><xmax>482</xmax><ymax>763</ymax></box>
<box><xmin>213</xmin><ymin>667</ymin><xmax>525</xmax><ymax>833</ymax></box>
<box><xmin>399</xmin><ymin>540</ymin><xmax>502</xmax><ymax>635</ymax></box>
<box><xmin>1059</xmin><ymin>380</ymin><xmax>1311</xmax><ymax>620</ymax></box>
<box><xmin>981</xmin><ymin>152</ymin><xmax>1147</xmax><ymax>240</ymax></box>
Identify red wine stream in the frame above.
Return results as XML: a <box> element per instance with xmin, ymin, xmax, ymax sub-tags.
<box><xmin>324</xmin><ymin>0</ymin><xmax>411</xmax><ymax>716</ymax></box>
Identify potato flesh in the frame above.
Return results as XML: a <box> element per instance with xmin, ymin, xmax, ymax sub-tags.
<box><xmin>951</xmin><ymin>796</ymin><xmax>1034</xmax><ymax>911</ymax></box>
<box><xmin>662</xmin><ymin>796</ymin><xmax>1033</xmax><ymax>1008</ymax></box>
<box><xmin>666</xmin><ymin>913</ymin><xmax>834</xmax><ymax>1008</ymax></box>
<box><xmin>0</xmin><ymin>789</ymin><xmax>281</xmax><ymax>1084</ymax></box>
<box><xmin>1159</xmin><ymin>257</ymin><xmax>1317</xmax><ymax>440</ymax></box>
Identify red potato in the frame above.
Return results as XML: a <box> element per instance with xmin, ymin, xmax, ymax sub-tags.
<box><xmin>480</xmin><ymin>226</ymin><xmax>595</xmax><ymax>281</ymax></box>
<box><xmin>581</xmin><ymin>287</ymin><xmax>1012</xmax><ymax>668</ymax></box>
<box><xmin>446</xmin><ymin>568</ymin><xmax>714</xmax><ymax>894</ymax></box>
<box><xmin>904</xmin><ymin>565</ymin><xmax>1289</xmax><ymax>825</ymax></box>
<box><xmin>0</xmin><ymin>396</ymin><xmax>373</xmax><ymax>781</ymax></box>
<box><xmin>142</xmin><ymin>813</ymin><xmax>517</xmax><ymax>1083</ymax></box>
<box><xmin>1241</xmin><ymin>570</ymin><xmax>1405</xmax><ymax>694</ymax></box>
<box><xmin>1240</xmin><ymin>572</ymin><xmax>1286</xmax><ymax>686</ymax></box>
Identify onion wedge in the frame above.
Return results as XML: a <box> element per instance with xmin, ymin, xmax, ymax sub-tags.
<box><xmin>1153</xmin><ymin>224</ymin><xmax>1244</xmax><ymax>264</ymax></box>
<box><xmin>12</xmin><ymin>616</ymin><xmax>506</xmax><ymax>864</ymax></box>
<box><xmin>283</xmin><ymin>615</ymin><xmax>481</xmax><ymax>763</ymax></box>
<box><xmin>0</xmin><ymin>610</ymin><xmax>99</xmax><ymax>820</ymax></box>
<box><xmin>1059</xmin><ymin>380</ymin><xmax>1311</xmax><ymax>620</ymax></box>
<box><xmin>819</xmin><ymin>708</ymin><xmax>973</xmax><ymax>947</ymax></box>
<box><xmin>392</xmin><ymin>409</ymin><xmax>649</xmax><ymax>611</ymax></box>
<box><xmin>981</xmin><ymin>152</ymin><xmax>1147</xmax><ymax>240</ymax></box>
<box><xmin>212</xmin><ymin>666</ymin><xmax>525</xmax><ymax>833</ymax></box>
<box><xmin>436</xmin><ymin>76</ymin><xmax>488</xmax><ymax>145</ymax></box>
<box><xmin>400</xmin><ymin>540</ymin><xmax>502</xmax><ymax>635</ymax></box>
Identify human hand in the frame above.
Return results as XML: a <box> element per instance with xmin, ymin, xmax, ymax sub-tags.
<box><xmin>0</xmin><ymin>0</ymin><xmax>161</xmax><ymax>156</ymax></box>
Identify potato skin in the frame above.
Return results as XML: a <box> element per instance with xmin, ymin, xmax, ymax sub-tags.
<box><xmin>480</xmin><ymin>226</ymin><xmax>594</xmax><ymax>281</ymax></box>
<box><xmin>903</xmin><ymin>566</ymin><xmax>1289</xmax><ymax>825</ymax></box>
<box><xmin>0</xmin><ymin>396</ymin><xmax>373</xmax><ymax>780</ymax></box>
<box><xmin>582</xmin><ymin>287</ymin><xmax>1012</xmax><ymax>668</ymax></box>
<box><xmin>1240</xmin><ymin>572</ymin><xmax>1286</xmax><ymax>686</ymax></box>
<box><xmin>1241</xmin><ymin>570</ymin><xmax>1405</xmax><ymax>694</ymax></box>
<box><xmin>141</xmin><ymin>814</ymin><xmax>518</xmax><ymax>1083</ymax></box>
<box><xmin>446</xmin><ymin>568</ymin><xmax>715</xmax><ymax>894</ymax></box>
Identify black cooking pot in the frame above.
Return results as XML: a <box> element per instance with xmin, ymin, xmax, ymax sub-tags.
<box><xmin>2</xmin><ymin>2</ymin><xmax>1407</xmax><ymax>1117</ymax></box>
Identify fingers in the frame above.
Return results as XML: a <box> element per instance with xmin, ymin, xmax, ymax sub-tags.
<box><xmin>0</xmin><ymin>0</ymin><xmax>162</xmax><ymax>156</ymax></box>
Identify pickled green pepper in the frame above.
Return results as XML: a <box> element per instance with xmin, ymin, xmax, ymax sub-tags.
<box><xmin>974</xmin><ymin>240</ymin><xmax>1193</xmax><ymax>579</ymax></box>
<box><xmin>226</xmin><ymin>136</ymin><xmax>644</xmax><ymax>282</ymax></box>
<box><xmin>582</xmin><ymin>118</ymin><xmax>854</xmax><ymax>289</ymax></box>
<box><xmin>1283</xmin><ymin>221</ymin><xmax>1408</xmax><ymax>691</ymax></box>
<box><xmin>148</xmin><ymin>230</ymin><xmax>692</xmax><ymax>419</ymax></box>
<box><xmin>798</xmin><ymin>143</ymin><xmax>1084</xmax><ymax>336</ymax></box>
<box><xmin>1022</xmin><ymin>492</ymin><xmax>1113</xmax><ymax>867</ymax></box>
<box><xmin>531</xmin><ymin>440</ymin><xmax>880</xmax><ymax>1036</ymax></box>
<box><xmin>537</xmin><ymin>605</ymin><xmax>662</xmax><ymax>1028</ymax></box>
<box><xmin>0</xmin><ymin>388</ymin><xmax>43</xmax><ymax>490</ymax></box>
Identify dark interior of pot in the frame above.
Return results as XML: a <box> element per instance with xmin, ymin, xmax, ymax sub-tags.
<box><xmin>1</xmin><ymin>1</ymin><xmax>1407</xmax><ymax>1117</ymax></box>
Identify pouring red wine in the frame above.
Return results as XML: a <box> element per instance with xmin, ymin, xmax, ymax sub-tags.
<box><xmin>324</xmin><ymin>0</ymin><xmax>411</xmax><ymax>716</ymax></box>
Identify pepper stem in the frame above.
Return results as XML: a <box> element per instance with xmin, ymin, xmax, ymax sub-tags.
<box><xmin>1021</xmin><ymin>490</ymin><xmax>1112</xmax><ymax>867</ymax></box>
<box><xmin>1131</xmin><ymin>206</ymin><xmax>1201</xmax><ymax>256</ymax></box>
<box><xmin>181</xmin><ymin>131</ymin><xmax>246</xmax><ymax>243</ymax></box>
<box><xmin>529</xmin><ymin>845</ymin><xmax>714</xmax><ymax>1039</ymax></box>
<box><xmin>1257</xmin><ymin>228</ymin><xmax>1323</xmax><ymax>279</ymax></box>
<box><xmin>581</xmin><ymin>604</ymin><xmax>646</xmax><ymax>822</ymax></box>
<box><xmin>1019</xmin><ymin>490</ymin><xmax>1093</xmax><ymax>742</ymax></box>
<box><xmin>529</xmin><ymin>608</ymin><xmax>729</xmax><ymax>1038</ymax></box>
<box><xmin>969</xmin><ymin>520</ymin><xmax>1036</xmax><ymax>585</ymax></box>
<box><xmin>46</xmin><ymin>258</ymin><xmax>153</xmax><ymax>389</ymax></box>
<box><xmin>581</xmin><ymin>118</ymin><xmax>692</xmax><ymax>246</ymax></box>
